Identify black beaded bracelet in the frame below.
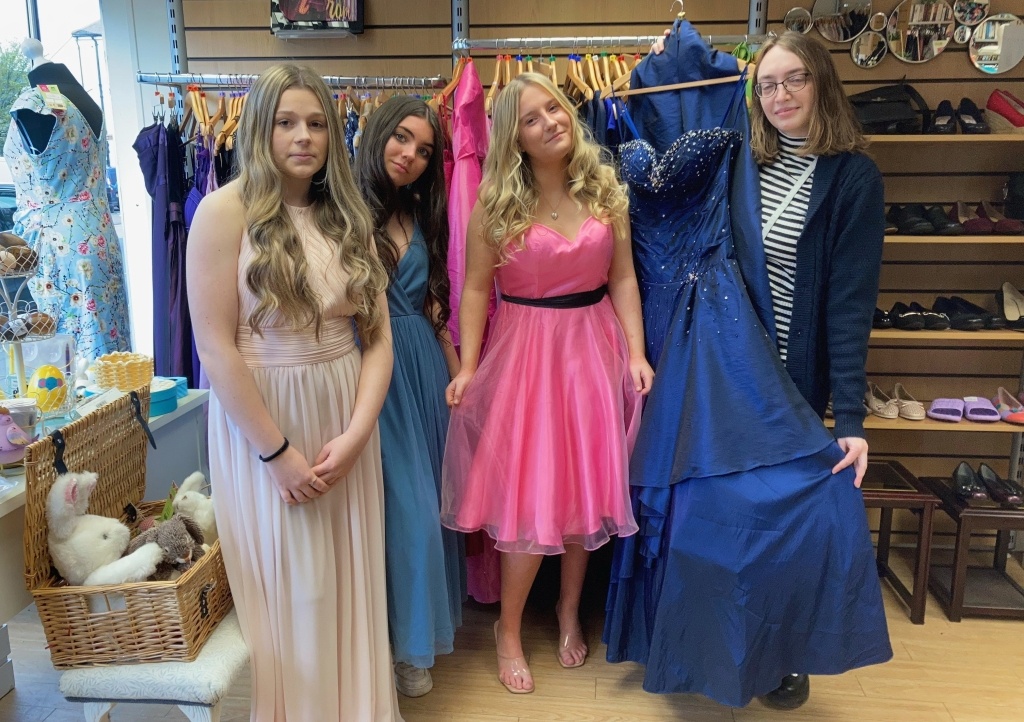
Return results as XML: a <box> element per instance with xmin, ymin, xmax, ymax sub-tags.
<box><xmin>258</xmin><ymin>437</ymin><xmax>289</xmax><ymax>463</ymax></box>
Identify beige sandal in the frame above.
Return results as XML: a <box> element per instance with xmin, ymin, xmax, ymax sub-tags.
<box><xmin>893</xmin><ymin>383</ymin><xmax>926</xmax><ymax>420</ymax></box>
<box><xmin>555</xmin><ymin>601</ymin><xmax>588</xmax><ymax>669</ymax></box>
<box><xmin>865</xmin><ymin>383</ymin><xmax>900</xmax><ymax>419</ymax></box>
<box><xmin>493</xmin><ymin>621</ymin><xmax>534</xmax><ymax>694</ymax></box>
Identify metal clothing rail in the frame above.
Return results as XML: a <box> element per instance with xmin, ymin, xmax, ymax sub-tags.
<box><xmin>137</xmin><ymin>72</ymin><xmax>448</xmax><ymax>90</ymax></box>
<box><xmin>452</xmin><ymin>34</ymin><xmax>771</xmax><ymax>53</ymax></box>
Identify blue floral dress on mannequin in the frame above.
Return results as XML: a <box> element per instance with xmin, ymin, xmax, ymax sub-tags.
<box><xmin>602</xmin><ymin>19</ymin><xmax>892</xmax><ymax>708</ymax></box>
<box><xmin>4</xmin><ymin>87</ymin><xmax>132</xmax><ymax>361</ymax></box>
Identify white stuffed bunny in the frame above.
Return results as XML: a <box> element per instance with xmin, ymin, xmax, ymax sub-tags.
<box><xmin>46</xmin><ymin>471</ymin><xmax>162</xmax><ymax>587</ymax></box>
<box><xmin>172</xmin><ymin>471</ymin><xmax>217</xmax><ymax>545</ymax></box>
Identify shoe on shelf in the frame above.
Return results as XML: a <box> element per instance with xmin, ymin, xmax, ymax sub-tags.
<box><xmin>977</xmin><ymin>463</ymin><xmax>1024</xmax><ymax>506</ymax></box>
<box><xmin>992</xmin><ymin>387</ymin><xmax>1024</xmax><ymax>425</ymax></box>
<box><xmin>865</xmin><ymin>383</ymin><xmax>900</xmax><ymax>419</ymax></box>
<box><xmin>964</xmin><ymin>396</ymin><xmax>1001</xmax><ymax>422</ymax></box>
<box><xmin>873</xmin><ymin>307</ymin><xmax>893</xmax><ymax>329</ymax></box>
<box><xmin>977</xmin><ymin>201</ymin><xmax>1024</xmax><ymax>235</ymax></box>
<box><xmin>995</xmin><ymin>282</ymin><xmax>1024</xmax><ymax>325</ymax></box>
<box><xmin>948</xmin><ymin>295</ymin><xmax>1006</xmax><ymax>330</ymax></box>
<box><xmin>928</xmin><ymin>100</ymin><xmax>958</xmax><ymax>134</ymax></box>
<box><xmin>948</xmin><ymin>201</ymin><xmax>994</xmax><ymax>235</ymax></box>
<box><xmin>887</xmin><ymin>204</ymin><xmax>936</xmax><ymax>235</ymax></box>
<box><xmin>885</xmin><ymin>216</ymin><xmax>899</xmax><ymax>234</ymax></box>
<box><xmin>889</xmin><ymin>301</ymin><xmax>926</xmax><ymax>330</ymax></box>
<box><xmin>760</xmin><ymin>674</ymin><xmax>810</xmax><ymax>710</ymax></box>
<box><xmin>933</xmin><ymin>296</ymin><xmax>986</xmax><ymax>331</ymax></box>
<box><xmin>957</xmin><ymin>98</ymin><xmax>991</xmax><ymax>134</ymax></box>
<box><xmin>394</xmin><ymin>661</ymin><xmax>433</xmax><ymax>698</ymax></box>
<box><xmin>892</xmin><ymin>383</ymin><xmax>926</xmax><ymax>420</ymax></box>
<box><xmin>925</xmin><ymin>205</ymin><xmax>963</xmax><ymax>235</ymax></box>
<box><xmin>985</xmin><ymin>89</ymin><xmax>1024</xmax><ymax>134</ymax></box>
<box><xmin>952</xmin><ymin>461</ymin><xmax>990</xmax><ymax>501</ymax></box>
<box><xmin>909</xmin><ymin>301</ymin><xmax>950</xmax><ymax>330</ymax></box>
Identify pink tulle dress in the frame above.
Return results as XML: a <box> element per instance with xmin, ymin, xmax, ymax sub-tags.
<box><xmin>440</xmin><ymin>217</ymin><xmax>641</xmax><ymax>554</ymax></box>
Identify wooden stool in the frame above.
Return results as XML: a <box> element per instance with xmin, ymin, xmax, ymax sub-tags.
<box><xmin>59</xmin><ymin>610</ymin><xmax>247</xmax><ymax>722</ymax></box>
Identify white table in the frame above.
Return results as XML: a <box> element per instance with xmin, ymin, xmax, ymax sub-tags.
<box><xmin>0</xmin><ymin>389</ymin><xmax>210</xmax><ymax>698</ymax></box>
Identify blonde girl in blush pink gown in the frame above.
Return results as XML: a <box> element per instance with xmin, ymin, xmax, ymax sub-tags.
<box><xmin>187</xmin><ymin>64</ymin><xmax>402</xmax><ymax>721</ymax></box>
<box><xmin>440</xmin><ymin>73</ymin><xmax>655</xmax><ymax>695</ymax></box>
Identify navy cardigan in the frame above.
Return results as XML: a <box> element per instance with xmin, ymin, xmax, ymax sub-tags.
<box><xmin>771</xmin><ymin>150</ymin><xmax>885</xmax><ymax>439</ymax></box>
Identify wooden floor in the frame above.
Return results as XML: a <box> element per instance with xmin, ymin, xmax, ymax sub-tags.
<box><xmin>3</xmin><ymin>549</ymin><xmax>1024</xmax><ymax>722</ymax></box>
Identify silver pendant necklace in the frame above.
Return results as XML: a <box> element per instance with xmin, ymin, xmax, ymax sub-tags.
<box><xmin>543</xmin><ymin>189</ymin><xmax>567</xmax><ymax>221</ymax></box>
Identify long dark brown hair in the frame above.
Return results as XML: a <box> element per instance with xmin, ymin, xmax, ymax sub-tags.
<box><xmin>750</xmin><ymin>32</ymin><xmax>869</xmax><ymax>165</ymax></box>
<box><xmin>354</xmin><ymin>96</ymin><xmax>451</xmax><ymax>338</ymax></box>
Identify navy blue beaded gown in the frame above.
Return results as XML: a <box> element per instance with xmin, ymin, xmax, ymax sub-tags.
<box><xmin>602</xmin><ymin>20</ymin><xmax>892</xmax><ymax>708</ymax></box>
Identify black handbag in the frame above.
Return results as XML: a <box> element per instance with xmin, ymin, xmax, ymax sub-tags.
<box><xmin>1005</xmin><ymin>172</ymin><xmax>1024</xmax><ymax>220</ymax></box>
<box><xmin>847</xmin><ymin>83</ymin><xmax>931</xmax><ymax>134</ymax></box>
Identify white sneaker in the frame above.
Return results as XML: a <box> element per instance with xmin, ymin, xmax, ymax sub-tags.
<box><xmin>394</xmin><ymin>661</ymin><xmax>433</xmax><ymax>697</ymax></box>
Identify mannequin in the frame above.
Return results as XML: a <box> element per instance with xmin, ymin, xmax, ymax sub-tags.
<box><xmin>16</xmin><ymin>38</ymin><xmax>103</xmax><ymax>152</ymax></box>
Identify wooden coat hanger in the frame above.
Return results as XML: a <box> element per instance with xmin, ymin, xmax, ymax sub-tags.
<box><xmin>485</xmin><ymin>54</ymin><xmax>503</xmax><ymax>115</ymax></box>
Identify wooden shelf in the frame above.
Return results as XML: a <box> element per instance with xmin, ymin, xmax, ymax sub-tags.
<box><xmin>826</xmin><ymin>415</ymin><xmax>1024</xmax><ymax>433</ymax></box>
<box><xmin>885</xmin><ymin>235</ymin><xmax>1024</xmax><ymax>244</ymax></box>
<box><xmin>871</xmin><ymin>329</ymin><xmax>1024</xmax><ymax>341</ymax></box>
<box><xmin>867</xmin><ymin>134</ymin><xmax>1024</xmax><ymax>143</ymax></box>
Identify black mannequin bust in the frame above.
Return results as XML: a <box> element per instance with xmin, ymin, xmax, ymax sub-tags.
<box><xmin>13</xmin><ymin>39</ymin><xmax>103</xmax><ymax>154</ymax></box>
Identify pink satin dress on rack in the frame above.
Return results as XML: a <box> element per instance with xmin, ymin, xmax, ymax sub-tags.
<box><xmin>208</xmin><ymin>205</ymin><xmax>401</xmax><ymax>721</ymax></box>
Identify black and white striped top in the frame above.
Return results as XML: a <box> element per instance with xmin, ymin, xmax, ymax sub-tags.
<box><xmin>760</xmin><ymin>134</ymin><xmax>817</xmax><ymax>361</ymax></box>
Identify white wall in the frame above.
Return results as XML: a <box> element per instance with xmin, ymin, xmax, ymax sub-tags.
<box><xmin>97</xmin><ymin>0</ymin><xmax>175</xmax><ymax>358</ymax></box>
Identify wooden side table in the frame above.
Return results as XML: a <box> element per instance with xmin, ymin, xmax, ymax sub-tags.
<box><xmin>920</xmin><ymin>474</ymin><xmax>1024</xmax><ymax>622</ymax></box>
<box><xmin>861</xmin><ymin>461</ymin><xmax>940</xmax><ymax>624</ymax></box>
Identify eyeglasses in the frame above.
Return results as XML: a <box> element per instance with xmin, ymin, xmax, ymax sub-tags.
<box><xmin>753</xmin><ymin>72</ymin><xmax>811</xmax><ymax>99</ymax></box>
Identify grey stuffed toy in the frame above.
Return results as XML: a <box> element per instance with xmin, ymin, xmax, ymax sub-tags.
<box><xmin>126</xmin><ymin>513</ymin><xmax>206</xmax><ymax>581</ymax></box>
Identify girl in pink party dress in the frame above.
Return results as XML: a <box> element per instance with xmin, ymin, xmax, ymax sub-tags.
<box><xmin>440</xmin><ymin>72</ymin><xmax>654</xmax><ymax>695</ymax></box>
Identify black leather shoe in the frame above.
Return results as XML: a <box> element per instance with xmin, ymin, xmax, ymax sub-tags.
<box><xmin>958</xmin><ymin>98</ymin><xmax>991</xmax><ymax>134</ymax></box>
<box><xmin>761</xmin><ymin>674</ymin><xmax>810</xmax><ymax>710</ymax></box>
<box><xmin>933</xmin><ymin>296</ymin><xmax>985</xmax><ymax>331</ymax></box>
<box><xmin>953</xmin><ymin>461</ymin><xmax>989</xmax><ymax>501</ymax></box>
<box><xmin>909</xmin><ymin>301</ymin><xmax>950</xmax><ymax>330</ymax></box>
<box><xmin>978</xmin><ymin>463</ymin><xmax>1024</xmax><ymax>506</ymax></box>
<box><xmin>887</xmin><ymin>204</ymin><xmax>934</xmax><ymax>235</ymax></box>
<box><xmin>925</xmin><ymin>205</ymin><xmax>963</xmax><ymax>235</ymax></box>
<box><xmin>929</xmin><ymin>100</ymin><xmax>958</xmax><ymax>134</ymax></box>
<box><xmin>949</xmin><ymin>295</ymin><xmax>1006</xmax><ymax>330</ymax></box>
<box><xmin>873</xmin><ymin>307</ymin><xmax>893</xmax><ymax>329</ymax></box>
<box><xmin>890</xmin><ymin>301</ymin><xmax>926</xmax><ymax>330</ymax></box>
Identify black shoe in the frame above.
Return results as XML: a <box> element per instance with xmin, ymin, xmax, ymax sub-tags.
<box><xmin>929</xmin><ymin>100</ymin><xmax>958</xmax><ymax>134</ymax></box>
<box><xmin>761</xmin><ymin>674</ymin><xmax>810</xmax><ymax>710</ymax></box>
<box><xmin>953</xmin><ymin>461</ymin><xmax>989</xmax><ymax>501</ymax></box>
<box><xmin>978</xmin><ymin>463</ymin><xmax>1024</xmax><ymax>506</ymax></box>
<box><xmin>873</xmin><ymin>307</ymin><xmax>893</xmax><ymax>329</ymax></box>
<box><xmin>933</xmin><ymin>296</ymin><xmax>985</xmax><ymax>331</ymax></box>
<box><xmin>909</xmin><ymin>301</ymin><xmax>950</xmax><ymax>330</ymax></box>
<box><xmin>887</xmin><ymin>204</ymin><xmax>934</xmax><ymax>235</ymax></box>
<box><xmin>890</xmin><ymin>301</ymin><xmax>926</xmax><ymax>330</ymax></box>
<box><xmin>949</xmin><ymin>295</ymin><xmax>1006</xmax><ymax>330</ymax></box>
<box><xmin>957</xmin><ymin>98</ymin><xmax>991</xmax><ymax>134</ymax></box>
<box><xmin>925</xmin><ymin>205</ymin><xmax>963</xmax><ymax>235</ymax></box>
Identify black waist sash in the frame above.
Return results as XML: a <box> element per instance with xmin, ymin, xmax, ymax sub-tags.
<box><xmin>500</xmin><ymin>284</ymin><xmax>608</xmax><ymax>309</ymax></box>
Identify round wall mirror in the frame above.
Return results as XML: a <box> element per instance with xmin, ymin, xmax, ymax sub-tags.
<box><xmin>851</xmin><ymin>30</ymin><xmax>888</xmax><ymax>67</ymax></box>
<box><xmin>812</xmin><ymin>0</ymin><xmax>872</xmax><ymax>43</ymax></box>
<box><xmin>954</xmin><ymin>25</ymin><xmax>973</xmax><ymax>44</ymax></box>
<box><xmin>970</xmin><ymin>13</ymin><xmax>1024</xmax><ymax>74</ymax></box>
<box><xmin>887</xmin><ymin>0</ymin><xmax>955</xmax><ymax>63</ymax></box>
<box><xmin>870</xmin><ymin>12</ymin><xmax>888</xmax><ymax>32</ymax></box>
<box><xmin>785</xmin><ymin>7</ymin><xmax>814</xmax><ymax>33</ymax></box>
<box><xmin>953</xmin><ymin>0</ymin><xmax>990</xmax><ymax>27</ymax></box>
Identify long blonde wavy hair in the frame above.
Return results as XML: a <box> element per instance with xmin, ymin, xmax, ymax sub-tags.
<box><xmin>480</xmin><ymin>73</ymin><xmax>628</xmax><ymax>263</ymax></box>
<box><xmin>236</xmin><ymin>64</ymin><xmax>387</xmax><ymax>344</ymax></box>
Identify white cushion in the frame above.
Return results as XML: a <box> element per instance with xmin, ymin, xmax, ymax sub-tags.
<box><xmin>59</xmin><ymin>610</ymin><xmax>248</xmax><ymax>705</ymax></box>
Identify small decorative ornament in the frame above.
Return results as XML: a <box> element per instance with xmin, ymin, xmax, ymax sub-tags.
<box><xmin>551</xmin><ymin>211</ymin><xmax>559</xmax><ymax>220</ymax></box>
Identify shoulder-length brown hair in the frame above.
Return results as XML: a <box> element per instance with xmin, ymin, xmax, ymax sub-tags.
<box><xmin>750</xmin><ymin>32</ymin><xmax>868</xmax><ymax>165</ymax></box>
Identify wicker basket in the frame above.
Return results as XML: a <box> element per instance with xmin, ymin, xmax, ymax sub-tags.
<box><xmin>23</xmin><ymin>386</ymin><xmax>232</xmax><ymax>668</ymax></box>
<box><xmin>92</xmin><ymin>352</ymin><xmax>154</xmax><ymax>391</ymax></box>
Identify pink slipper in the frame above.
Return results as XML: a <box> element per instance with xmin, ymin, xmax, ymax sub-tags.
<box><xmin>927</xmin><ymin>398</ymin><xmax>964</xmax><ymax>422</ymax></box>
<box><xmin>964</xmin><ymin>396</ymin><xmax>1000</xmax><ymax>423</ymax></box>
<box><xmin>992</xmin><ymin>388</ymin><xmax>1024</xmax><ymax>425</ymax></box>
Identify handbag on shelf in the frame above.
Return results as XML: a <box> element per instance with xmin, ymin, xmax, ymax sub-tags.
<box><xmin>848</xmin><ymin>82</ymin><xmax>931</xmax><ymax>134</ymax></box>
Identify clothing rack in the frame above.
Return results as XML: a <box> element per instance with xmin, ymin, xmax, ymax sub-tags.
<box><xmin>452</xmin><ymin>34</ymin><xmax>771</xmax><ymax>54</ymax></box>
<box><xmin>136</xmin><ymin>72</ymin><xmax>448</xmax><ymax>90</ymax></box>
